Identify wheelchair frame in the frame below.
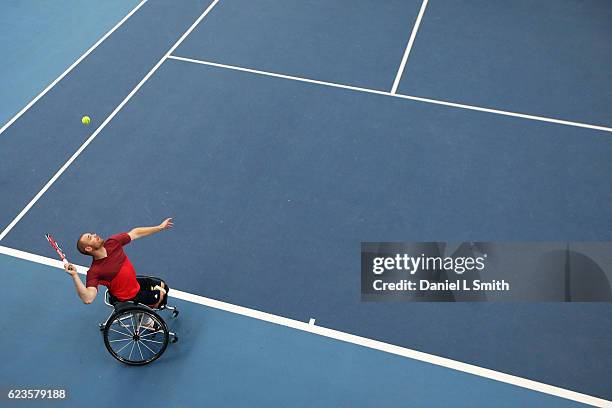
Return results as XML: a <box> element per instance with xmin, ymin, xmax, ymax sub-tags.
<box><xmin>98</xmin><ymin>277</ymin><xmax>179</xmax><ymax>365</ymax></box>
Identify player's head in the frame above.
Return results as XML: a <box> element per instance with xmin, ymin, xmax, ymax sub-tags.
<box><xmin>77</xmin><ymin>232</ymin><xmax>104</xmax><ymax>255</ymax></box>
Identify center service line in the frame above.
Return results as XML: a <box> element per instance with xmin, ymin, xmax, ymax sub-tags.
<box><xmin>391</xmin><ymin>0</ymin><xmax>429</xmax><ymax>94</ymax></box>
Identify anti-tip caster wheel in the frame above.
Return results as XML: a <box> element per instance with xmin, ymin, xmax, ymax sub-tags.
<box><xmin>171</xmin><ymin>334</ymin><xmax>179</xmax><ymax>344</ymax></box>
<box><xmin>172</xmin><ymin>309</ymin><xmax>179</xmax><ymax>318</ymax></box>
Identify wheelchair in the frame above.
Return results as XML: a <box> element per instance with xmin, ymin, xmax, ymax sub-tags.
<box><xmin>98</xmin><ymin>276</ymin><xmax>179</xmax><ymax>365</ymax></box>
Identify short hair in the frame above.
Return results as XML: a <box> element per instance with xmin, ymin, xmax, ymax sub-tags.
<box><xmin>76</xmin><ymin>234</ymin><xmax>89</xmax><ymax>255</ymax></box>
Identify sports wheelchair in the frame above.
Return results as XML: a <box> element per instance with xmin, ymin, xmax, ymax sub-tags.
<box><xmin>98</xmin><ymin>276</ymin><xmax>179</xmax><ymax>365</ymax></box>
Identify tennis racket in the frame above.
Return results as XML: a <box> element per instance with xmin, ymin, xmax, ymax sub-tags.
<box><xmin>45</xmin><ymin>233</ymin><xmax>69</xmax><ymax>265</ymax></box>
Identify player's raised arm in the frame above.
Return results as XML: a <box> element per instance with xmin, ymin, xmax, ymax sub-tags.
<box><xmin>128</xmin><ymin>218</ymin><xmax>174</xmax><ymax>240</ymax></box>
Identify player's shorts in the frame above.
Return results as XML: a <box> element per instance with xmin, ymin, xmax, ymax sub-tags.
<box><xmin>128</xmin><ymin>277</ymin><xmax>169</xmax><ymax>306</ymax></box>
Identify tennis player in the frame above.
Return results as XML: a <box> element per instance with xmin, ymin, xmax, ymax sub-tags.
<box><xmin>63</xmin><ymin>218</ymin><xmax>174</xmax><ymax>308</ymax></box>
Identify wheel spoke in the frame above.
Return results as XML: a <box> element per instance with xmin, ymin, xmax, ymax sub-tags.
<box><xmin>140</xmin><ymin>330</ymin><xmax>163</xmax><ymax>338</ymax></box>
<box><xmin>116</xmin><ymin>339</ymin><xmax>133</xmax><ymax>354</ymax></box>
<box><xmin>109</xmin><ymin>338</ymin><xmax>132</xmax><ymax>343</ymax></box>
<box><xmin>136</xmin><ymin>340</ymin><xmax>144</xmax><ymax>360</ymax></box>
<box><xmin>116</xmin><ymin>315</ymin><xmax>134</xmax><ymax>336</ymax></box>
<box><xmin>140</xmin><ymin>338</ymin><xmax>163</xmax><ymax>344</ymax></box>
<box><xmin>128</xmin><ymin>340</ymin><xmax>136</xmax><ymax>359</ymax></box>
<box><xmin>139</xmin><ymin>339</ymin><xmax>157</xmax><ymax>355</ymax></box>
<box><xmin>139</xmin><ymin>324</ymin><xmax>154</xmax><ymax>335</ymax></box>
<box><xmin>137</xmin><ymin>312</ymin><xmax>148</xmax><ymax>335</ymax></box>
<box><xmin>130</xmin><ymin>313</ymin><xmax>137</xmax><ymax>336</ymax></box>
<box><xmin>108</xmin><ymin>328</ymin><xmax>132</xmax><ymax>337</ymax></box>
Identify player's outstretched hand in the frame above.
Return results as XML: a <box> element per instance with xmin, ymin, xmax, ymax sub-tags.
<box><xmin>160</xmin><ymin>218</ymin><xmax>174</xmax><ymax>230</ymax></box>
<box><xmin>64</xmin><ymin>263</ymin><xmax>78</xmax><ymax>276</ymax></box>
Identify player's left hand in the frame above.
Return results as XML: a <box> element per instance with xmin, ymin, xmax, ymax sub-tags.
<box><xmin>160</xmin><ymin>217</ymin><xmax>174</xmax><ymax>230</ymax></box>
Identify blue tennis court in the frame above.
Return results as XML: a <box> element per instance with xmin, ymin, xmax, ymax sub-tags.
<box><xmin>1</xmin><ymin>1</ymin><xmax>611</xmax><ymax>407</ymax></box>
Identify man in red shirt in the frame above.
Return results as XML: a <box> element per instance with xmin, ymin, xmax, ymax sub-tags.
<box><xmin>63</xmin><ymin>218</ymin><xmax>174</xmax><ymax>309</ymax></box>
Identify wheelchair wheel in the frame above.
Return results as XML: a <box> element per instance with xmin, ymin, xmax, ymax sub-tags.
<box><xmin>103</xmin><ymin>305</ymin><xmax>169</xmax><ymax>365</ymax></box>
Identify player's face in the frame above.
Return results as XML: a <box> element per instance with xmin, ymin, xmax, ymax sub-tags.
<box><xmin>82</xmin><ymin>232</ymin><xmax>104</xmax><ymax>250</ymax></box>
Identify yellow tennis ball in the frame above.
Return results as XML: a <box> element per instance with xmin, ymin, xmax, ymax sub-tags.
<box><xmin>81</xmin><ymin>116</ymin><xmax>91</xmax><ymax>125</ymax></box>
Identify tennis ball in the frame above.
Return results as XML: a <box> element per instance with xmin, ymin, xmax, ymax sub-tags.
<box><xmin>81</xmin><ymin>116</ymin><xmax>91</xmax><ymax>126</ymax></box>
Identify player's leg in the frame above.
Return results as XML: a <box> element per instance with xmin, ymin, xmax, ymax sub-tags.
<box><xmin>157</xmin><ymin>281</ymin><xmax>169</xmax><ymax>307</ymax></box>
<box><xmin>151</xmin><ymin>287</ymin><xmax>165</xmax><ymax>309</ymax></box>
<box><xmin>131</xmin><ymin>279</ymin><xmax>163</xmax><ymax>309</ymax></box>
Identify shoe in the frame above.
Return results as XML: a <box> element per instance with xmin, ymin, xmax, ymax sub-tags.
<box><xmin>139</xmin><ymin>314</ymin><xmax>158</xmax><ymax>331</ymax></box>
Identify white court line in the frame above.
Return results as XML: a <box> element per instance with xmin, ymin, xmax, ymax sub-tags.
<box><xmin>168</xmin><ymin>55</ymin><xmax>612</xmax><ymax>134</ymax></box>
<box><xmin>391</xmin><ymin>0</ymin><xmax>429</xmax><ymax>94</ymax></box>
<box><xmin>0</xmin><ymin>0</ymin><xmax>149</xmax><ymax>136</ymax></box>
<box><xmin>0</xmin><ymin>0</ymin><xmax>222</xmax><ymax>242</ymax></box>
<box><xmin>0</xmin><ymin>245</ymin><xmax>609</xmax><ymax>408</ymax></box>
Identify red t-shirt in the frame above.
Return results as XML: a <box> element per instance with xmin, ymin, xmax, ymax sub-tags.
<box><xmin>86</xmin><ymin>233</ymin><xmax>140</xmax><ymax>301</ymax></box>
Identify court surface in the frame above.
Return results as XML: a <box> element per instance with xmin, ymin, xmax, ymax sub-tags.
<box><xmin>1</xmin><ymin>1</ymin><xmax>611</xmax><ymax>407</ymax></box>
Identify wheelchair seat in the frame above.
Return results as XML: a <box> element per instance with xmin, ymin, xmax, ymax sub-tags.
<box><xmin>104</xmin><ymin>275</ymin><xmax>169</xmax><ymax>310</ymax></box>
